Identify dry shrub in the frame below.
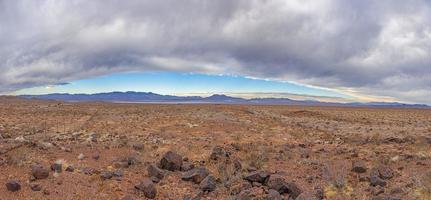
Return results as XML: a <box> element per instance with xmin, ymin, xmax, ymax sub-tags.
<box><xmin>416</xmin><ymin>171</ymin><xmax>431</xmax><ymax>200</ymax></box>
<box><xmin>243</xmin><ymin>143</ymin><xmax>269</xmax><ymax>169</ymax></box>
<box><xmin>323</xmin><ymin>161</ymin><xmax>353</xmax><ymax>199</ymax></box>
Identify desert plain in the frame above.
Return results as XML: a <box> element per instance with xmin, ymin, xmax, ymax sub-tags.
<box><xmin>0</xmin><ymin>96</ymin><xmax>430</xmax><ymax>200</ymax></box>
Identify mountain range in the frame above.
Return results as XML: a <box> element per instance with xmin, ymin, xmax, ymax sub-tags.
<box><xmin>20</xmin><ymin>91</ymin><xmax>429</xmax><ymax>108</ymax></box>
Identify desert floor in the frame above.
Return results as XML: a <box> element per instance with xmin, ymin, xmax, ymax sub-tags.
<box><xmin>0</xmin><ymin>97</ymin><xmax>430</xmax><ymax>200</ymax></box>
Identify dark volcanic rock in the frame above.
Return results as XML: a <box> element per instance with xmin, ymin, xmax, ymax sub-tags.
<box><xmin>286</xmin><ymin>182</ymin><xmax>302</xmax><ymax>199</ymax></box>
<box><xmin>267</xmin><ymin>189</ymin><xmax>282</xmax><ymax>200</ymax></box>
<box><xmin>31</xmin><ymin>164</ymin><xmax>49</xmax><ymax>179</ymax></box>
<box><xmin>160</xmin><ymin>151</ymin><xmax>183</xmax><ymax>171</ymax></box>
<box><xmin>267</xmin><ymin>174</ymin><xmax>288</xmax><ymax>193</ymax></box>
<box><xmin>182</xmin><ymin>167</ymin><xmax>210</xmax><ymax>184</ymax></box>
<box><xmin>6</xmin><ymin>180</ymin><xmax>21</xmax><ymax>192</ymax></box>
<box><xmin>200</xmin><ymin>175</ymin><xmax>216</xmax><ymax>192</ymax></box>
<box><xmin>65</xmin><ymin>165</ymin><xmax>75</xmax><ymax>172</ymax></box>
<box><xmin>183</xmin><ymin>191</ymin><xmax>203</xmax><ymax>200</ymax></box>
<box><xmin>236</xmin><ymin>187</ymin><xmax>265</xmax><ymax>199</ymax></box>
<box><xmin>100</xmin><ymin>171</ymin><xmax>113</xmax><ymax>180</ymax></box>
<box><xmin>210</xmin><ymin>146</ymin><xmax>228</xmax><ymax>160</ymax></box>
<box><xmin>51</xmin><ymin>163</ymin><xmax>62</xmax><ymax>173</ymax></box>
<box><xmin>113</xmin><ymin>170</ymin><xmax>124</xmax><ymax>177</ymax></box>
<box><xmin>30</xmin><ymin>183</ymin><xmax>42</xmax><ymax>191</ymax></box>
<box><xmin>376</xmin><ymin>166</ymin><xmax>394</xmax><ymax>180</ymax></box>
<box><xmin>92</xmin><ymin>152</ymin><xmax>100</xmax><ymax>160</ymax></box>
<box><xmin>352</xmin><ymin>160</ymin><xmax>367</xmax><ymax>173</ymax></box>
<box><xmin>181</xmin><ymin>161</ymin><xmax>195</xmax><ymax>171</ymax></box>
<box><xmin>147</xmin><ymin>164</ymin><xmax>165</xmax><ymax>179</ymax></box>
<box><xmin>135</xmin><ymin>178</ymin><xmax>157</xmax><ymax>199</ymax></box>
<box><xmin>370</xmin><ymin>175</ymin><xmax>387</xmax><ymax>187</ymax></box>
<box><xmin>82</xmin><ymin>167</ymin><xmax>97</xmax><ymax>175</ymax></box>
<box><xmin>113</xmin><ymin>156</ymin><xmax>141</xmax><ymax>168</ymax></box>
<box><xmin>244</xmin><ymin>170</ymin><xmax>271</xmax><ymax>184</ymax></box>
<box><xmin>230</xmin><ymin>180</ymin><xmax>252</xmax><ymax>195</ymax></box>
<box><xmin>132</xmin><ymin>142</ymin><xmax>144</xmax><ymax>151</ymax></box>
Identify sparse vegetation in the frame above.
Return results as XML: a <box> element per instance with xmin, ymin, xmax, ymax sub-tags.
<box><xmin>0</xmin><ymin>97</ymin><xmax>430</xmax><ymax>199</ymax></box>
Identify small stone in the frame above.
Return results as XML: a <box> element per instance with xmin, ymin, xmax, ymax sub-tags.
<box><xmin>390</xmin><ymin>187</ymin><xmax>404</xmax><ymax>194</ymax></box>
<box><xmin>267</xmin><ymin>189</ymin><xmax>282</xmax><ymax>200</ymax></box>
<box><xmin>30</xmin><ymin>183</ymin><xmax>42</xmax><ymax>191</ymax></box>
<box><xmin>181</xmin><ymin>161</ymin><xmax>195</xmax><ymax>171</ymax></box>
<box><xmin>92</xmin><ymin>153</ymin><xmax>100</xmax><ymax>160</ymax></box>
<box><xmin>147</xmin><ymin>164</ymin><xmax>165</xmax><ymax>179</ymax></box>
<box><xmin>150</xmin><ymin>176</ymin><xmax>160</xmax><ymax>183</ymax></box>
<box><xmin>135</xmin><ymin>178</ymin><xmax>157</xmax><ymax>199</ymax></box>
<box><xmin>78</xmin><ymin>153</ymin><xmax>85</xmax><ymax>160</ymax></box>
<box><xmin>182</xmin><ymin>167</ymin><xmax>210</xmax><ymax>184</ymax></box>
<box><xmin>183</xmin><ymin>191</ymin><xmax>203</xmax><ymax>200</ymax></box>
<box><xmin>51</xmin><ymin>163</ymin><xmax>62</xmax><ymax>173</ymax></box>
<box><xmin>132</xmin><ymin>143</ymin><xmax>144</xmax><ymax>151</ymax></box>
<box><xmin>65</xmin><ymin>166</ymin><xmax>75</xmax><ymax>172</ymax></box>
<box><xmin>82</xmin><ymin>167</ymin><xmax>97</xmax><ymax>175</ymax></box>
<box><xmin>252</xmin><ymin>182</ymin><xmax>262</xmax><ymax>187</ymax></box>
<box><xmin>100</xmin><ymin>171</ymin><xmax>113</xmax><ymax>180</ymax></box>
<box><xmin>377</xmin><ymin>166</ymin><xmax>394</xmax><ymax>180</ymax></box>
<box><xmin>230</xmin><ymin>180</ymin><xmax>252</xmax><ymax>195</ymax></box>
<box><xmin>370</xmin><ymin>176</ymin><xmax>387</xmax><ymax>187</ymax></box>
<box><xmin>112</xmin><ymin>156</ymin><xmax>140</xmax><ymax>168</ymax></box>
<box><xmin>200</xmin><ymin>175</ymin><xmax>216</xmax><ymax>192</ymax></box>
<box><xmin>267</xmin><ymin>174</ymin><xmax>288</xmax><ymax>193</ymax></box>
<box><xmin>352</xmin><ymin>160</ymin><xmax>367</xmax><ymax>173</ymax></box>
<box><xmin>371</xmin><ymin>185</ymin><xmax>385</xmax><ymax>196</ymax></box>
<box><xmin>244</xmin><ymin>170</ymin><xmax>271</xmax><ymax>184</ymax></box>
<box><xmin>31</xmin><ymin>164</ymin><xmax>49</xmax><ymax>179</ymax></box>
<box><xmin>113</xmin><ymin>170</ymin><xmax>124</xmax><ymax>177</ymax></box>
<box><xmin>6</xmin><ymin>180</ymin><xmax>21</xmax><ymax>192</ymax></box>
<box><xmin>160</xmin><ymin>151</ymin><xmax>183</xmax><ymax>171</ymax></box>
<box><xmin>247</xmin><ymin>166</ymin><xmax>257</xmax><ymax>172</ymax></box>
<box><xmin>286</xmin><ymin>182</ymin><xmax>302</xmax><ymax>199</ymax></box>
<box><xmin>359</xmin><ymin>173</ymin><xmax>369</xmax><ymax>182</ymax></box>
<box><xmin>209</xmin><ymin>146</ymin><xmax>228</xmax><ymax>160</ymax></box>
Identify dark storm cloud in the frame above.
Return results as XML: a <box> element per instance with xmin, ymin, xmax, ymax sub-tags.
<box><xmin>1</xmin><ymin>0</ymin><xmax>431</xmax><ymax>103</ymax></box>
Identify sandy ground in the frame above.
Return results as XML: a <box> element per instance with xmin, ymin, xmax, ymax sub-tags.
<box><xmin>0</xmin><ymin>97</ymin><xmax>430</xmax><ymax>200</ymax></box>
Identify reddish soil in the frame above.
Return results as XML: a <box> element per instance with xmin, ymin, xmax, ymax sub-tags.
<box><xmin>0</xmin><ymin>97</ymin><xmax>430</xmax><ymax>199</ymax></box>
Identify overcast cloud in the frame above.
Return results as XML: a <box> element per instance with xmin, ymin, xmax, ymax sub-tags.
<box><xmin>1</xmin><ymin>0</ymin><xmax>431</xmax><ymax>104</ymax></box>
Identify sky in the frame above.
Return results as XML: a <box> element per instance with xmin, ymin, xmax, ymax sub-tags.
<box><xmin>1</xmin><ymin>0</ymin><xmax>431</xmax><ymax>104</ymax></box>
<box><xmin>14</xmin><ymin>72</ymin><xmax>356</xmax><ymax>102</ymax></box>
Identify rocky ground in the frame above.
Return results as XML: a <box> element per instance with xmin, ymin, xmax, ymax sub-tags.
<box><xmin>0</xmin><ymin>96</ymin><xmax>430</xmax><ymax>200</ymax></box>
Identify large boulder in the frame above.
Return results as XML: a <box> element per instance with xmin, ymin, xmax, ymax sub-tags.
<box><xmin>182</xmin><ymin>167</ymin><xmax>209</xmax><ymax>184</ymax></box>
<box><xmin>160</xmin><ymin>151</ymin><xmax>183</xmax><ymax>171</ymax></box>
<box><xmin>135</xmin><ymin>178</ymin><xmax>157</xmax><ymax>199</ymax></box>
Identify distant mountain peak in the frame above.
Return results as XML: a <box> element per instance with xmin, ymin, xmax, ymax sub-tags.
<box><xmin>18</xmin><ymin>91</ymin><xmax>429</xmax><ymax>108</ymax></box>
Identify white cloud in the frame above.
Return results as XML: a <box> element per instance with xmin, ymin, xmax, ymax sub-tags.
<box><xmin>1</xmin><ymin>0</ymin><xmax>431</xmax><ymax>104</ymax></box>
